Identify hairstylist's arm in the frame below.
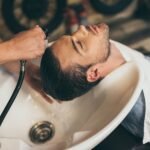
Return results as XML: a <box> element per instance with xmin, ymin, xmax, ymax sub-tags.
<box><xmin>0</xmin><ymin>25</ymin><xmax>46</xmax><ymax>64</ymax></box>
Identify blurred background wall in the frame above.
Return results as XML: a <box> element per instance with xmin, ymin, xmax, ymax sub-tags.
<box><xmin>0</xmin><ymin>0</ymin><xmax>149</xmax><ymax>52</ymax></box>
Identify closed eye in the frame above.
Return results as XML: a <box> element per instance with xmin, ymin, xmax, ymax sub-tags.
<box><xmin>71</xmin><ymin>38</ymin><xmax>82</xmax><ymax>55</ymax></box>
<box><xmin>76</xmin><ymin>41</ymin><xmax>83</xmax><ymax>49</ymax></box>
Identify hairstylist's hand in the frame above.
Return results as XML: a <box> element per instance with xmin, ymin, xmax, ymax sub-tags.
<box><xmin>8</xmin><ymin>25</ymin><xmax>46</xmax><ymax>60</ymax></box>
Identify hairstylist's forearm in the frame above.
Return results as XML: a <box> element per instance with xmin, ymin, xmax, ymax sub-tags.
<box><xmin>0</xmin><ymin>41</ymin><xmax>16</xmax><ymax>64</ymax></box>
<box><xmin>0</xmin><ymin>25</ymin><xmax>46</xmax><ymax>64</ymax></box>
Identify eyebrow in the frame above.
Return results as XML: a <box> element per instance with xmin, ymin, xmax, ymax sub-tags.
<box><xmin>71</xmin><ymin>39</ymin><xmax>82</xmax><ymax>55</ymax></box>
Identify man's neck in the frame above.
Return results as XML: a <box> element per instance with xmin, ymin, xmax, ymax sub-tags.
<box><xmin>100</xmin><ymin>42</ymin><xmax>126</xmax><ymax>77</ymax></box>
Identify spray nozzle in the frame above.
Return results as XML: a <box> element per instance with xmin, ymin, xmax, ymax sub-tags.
<box><xmin>42</xmin><ymin>28</ymin><xmax>49</xmax><ymax>48</ymax></box>
<box><xmin>43</xmin><ymin>28</ymin><xmax>49</xmax><ymax>39</ymax></box>
<box><xmin>42</xmin><ymin>28</ymin><xmax>54</xmax><ymax>48</ymax></box>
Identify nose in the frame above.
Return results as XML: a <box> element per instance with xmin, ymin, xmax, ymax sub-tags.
<box><xmin>78</xmin><ymin>25</ymin><xmax>88</xmax><ymax>35</ymax></box>
<box><xmin>73</xmin><ymin>25</ymin><xmax>88</xmax><ymax>38</ymax></box>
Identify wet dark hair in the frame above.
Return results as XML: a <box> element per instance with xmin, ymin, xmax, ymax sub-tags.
<box><xmin>40</xmin><ymin>47</ymin><xmax>101</xmax><ymax>101</ymax></box>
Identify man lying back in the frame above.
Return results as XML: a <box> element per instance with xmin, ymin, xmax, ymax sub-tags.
<box><xmin>40</xmin><ymin>23</ymin><xmax>125</xmax><ymax>100</ymax></box>
<box><xmin>40</xmin><ymin>23</ymin><xmax>150</xmax><ymax>149</ymax></box>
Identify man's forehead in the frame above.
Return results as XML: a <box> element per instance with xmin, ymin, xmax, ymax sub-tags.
<box><xmin>52</xmin><ymin>37</ymin><xmax>66</xmax><ymax>52</ymax></box>
<box><xmin>52</xmin><ymin>36</ymin><xmax>67</xmax><ymax>48</ymax></box>
<box><xmin>51</xmin><ymin>36</ymin><xmax>73</xmax><ymax>69</ymax></box>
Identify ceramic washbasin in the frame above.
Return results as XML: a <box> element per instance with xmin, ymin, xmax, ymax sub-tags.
<box><xmin>0</xmin><ymin>61</ymin><xmax>143</xmax><ymax>150</ymax></box>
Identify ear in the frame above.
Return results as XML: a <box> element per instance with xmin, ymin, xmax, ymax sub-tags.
<box><xmin>86</xmin><ymin>63</ymin><xmax>102</xmax><ymax>82</ymax></box>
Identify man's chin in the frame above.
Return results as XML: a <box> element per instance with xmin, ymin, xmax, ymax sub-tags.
<box><xmin>97</xmin><ymin>23</ymin><xmax>109</xmax><ymax>31</ymax></box>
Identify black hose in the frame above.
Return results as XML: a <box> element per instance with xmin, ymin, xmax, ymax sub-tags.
<box><xmin>0</xmin><ymin>28</ymin><xmax>48</xmax><ymax>126</ymax></box>
<box><xmin>0</xmin><ymin>60</ymin><xmax>26</xmax><ymax>126</ymax></box>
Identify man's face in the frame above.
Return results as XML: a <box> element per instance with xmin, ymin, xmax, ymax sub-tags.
<box><xmin>51</xmin><ymin>23</ymin><xmax>110</xmax><ymax>69</ymax></box>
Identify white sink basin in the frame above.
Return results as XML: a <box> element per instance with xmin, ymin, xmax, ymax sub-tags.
<box><xmin>0</xmin><ymin>61</ymin><xmax>143</xmax><ymax>150</ymax></box>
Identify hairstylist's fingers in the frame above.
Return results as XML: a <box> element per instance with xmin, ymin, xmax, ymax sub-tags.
<box><xmin>39</xmin><ymin>37</ymin><xmax>46</xmax><ymax>54</ymax></box>
<box><xmin>32</xmin><ymin>29</ymin><xmax>46</xmax><ymax>56</ymax></box>
<box><xmin>33</xmin><ymin>36</ymin><xmax>45</xmax><ymax>57</ymax></box>
<box><xmin>34</xmin><ymin>25</ymin><xmax>46</xmax><ymax>39</ymax></box>
<box><xmin>45</xmin><ymin>40</ymin><xmax>48</xmax><ymax>48</ymax></box>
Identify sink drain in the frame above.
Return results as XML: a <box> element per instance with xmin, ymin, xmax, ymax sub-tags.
<box><xmin>29</xmin><ymin>121</ymin><xmax>55</xmax><ymax>144</ymax></box>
